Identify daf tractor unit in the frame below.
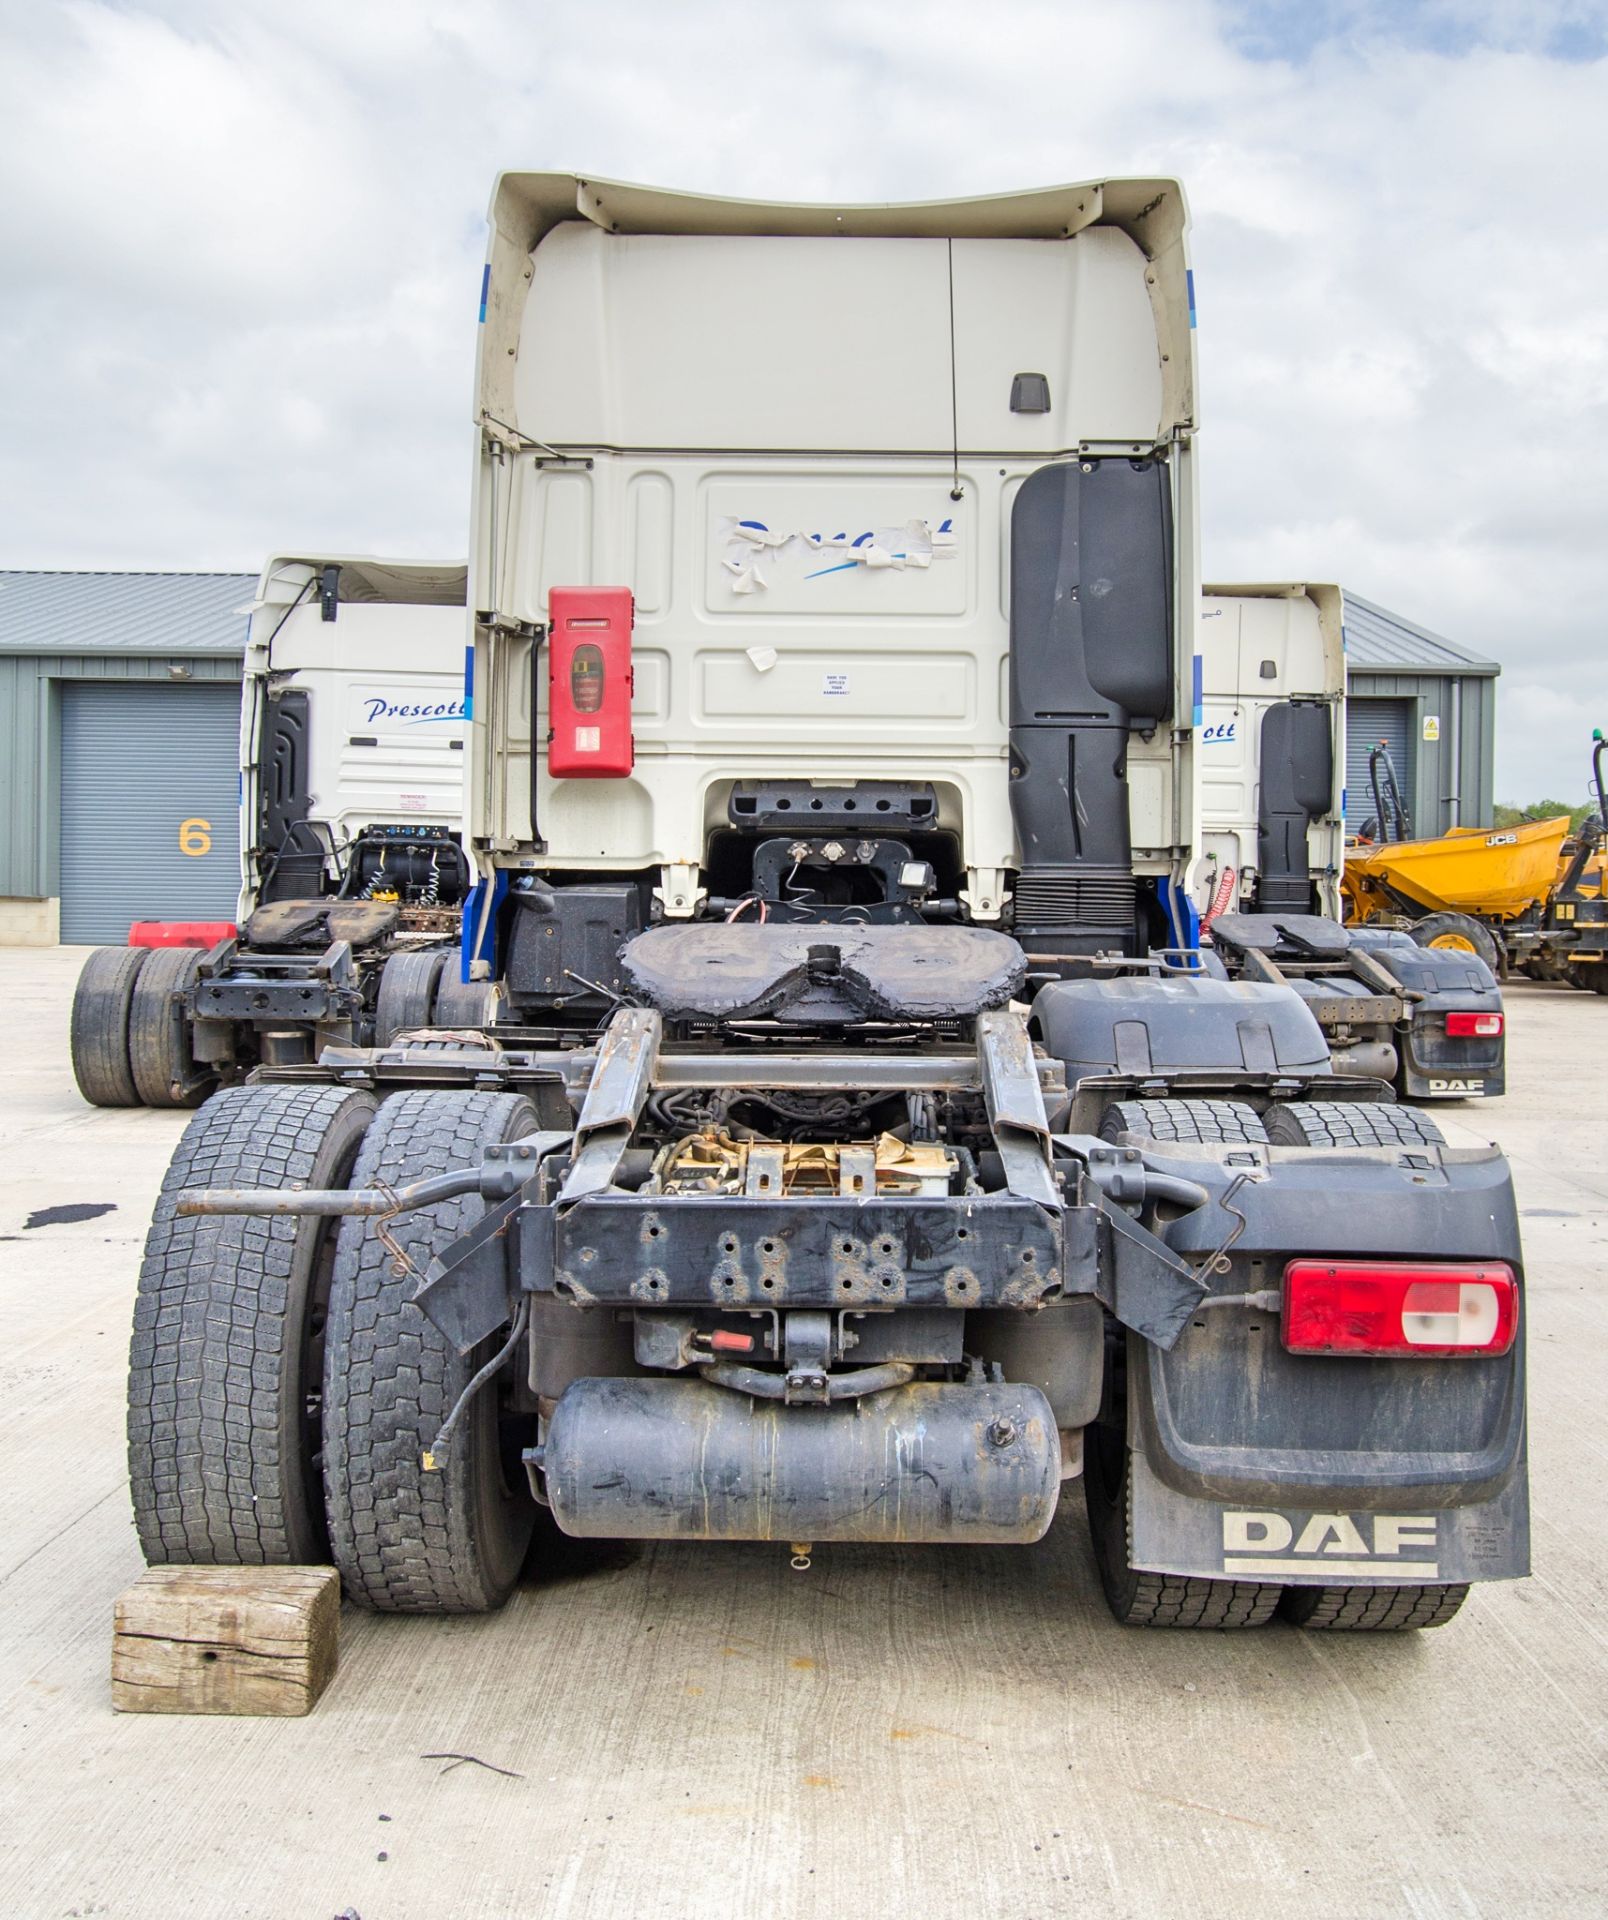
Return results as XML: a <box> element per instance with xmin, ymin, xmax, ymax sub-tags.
<box><xmin>128</xmin><ymin>176</ymin><xmax>1528</xmax><ymax>1635</ymax></box>
<box><xmin>1196</xmin><ymin>583</ymin><xmax>1506</xmax><ymax>1100</ymax></box>
<box><xmin>70</xmin><ymin>555</ymin><xmax>476</xmax><ymax>1108</ymax></box>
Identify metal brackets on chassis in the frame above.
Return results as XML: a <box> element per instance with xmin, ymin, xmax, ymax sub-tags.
<box><xmin>372</xmin><ymin>1007</ymin><xmax>1518</xmax><ymax>1377</ymax></box>
<box><xmin>397</xmin><ymin>1004</ymin><xmax>1229</xmax><ymax>1357</ymax></box>
<box><xmin>191</xmin><ymin>1004</ymin><xmax>1523</xmax><ymax>1378</ymax></box>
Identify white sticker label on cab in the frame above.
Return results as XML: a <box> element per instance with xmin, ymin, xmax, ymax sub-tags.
<box><xmin>1222</xmin><ymin>1511</ymin><xmax>1439</xmax><ymax>1579</ymax></box>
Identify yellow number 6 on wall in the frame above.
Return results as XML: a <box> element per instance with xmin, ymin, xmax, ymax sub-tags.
<box><xmin>178</xmin><ymin>817</ymin><xmax>212</xmax><ymax>857</ymax></box>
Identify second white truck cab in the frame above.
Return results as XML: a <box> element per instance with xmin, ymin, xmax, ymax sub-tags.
<box><xmin>241</xmin><ymin>554</ymin><xmax>470</xmax><ymax>918</ymax></box>
<box><xmin>1193</xmin><ymin>581</ymin><xmax>1346</xmax><ymax>924</ymax></box>
<box><xmin>70</xmin><ymin>556</ymin><xmax>477</xmax><ymax>1109</ymax></box>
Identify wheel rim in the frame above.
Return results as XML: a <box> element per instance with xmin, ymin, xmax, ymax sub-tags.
<box><xmin>299</xmin><ymin>1213</ymin><xmax>340</xmax><ymax>1554</ymax></box>
<box><xmin>1428</xmin><ymin>931</ymin><xmax>1478</xmax><ymax>954</ymax></box>
<box><xmin>299</xmin><ymin>1128</ymin><xmax>367</xmax><ymax>1554</ymax></box>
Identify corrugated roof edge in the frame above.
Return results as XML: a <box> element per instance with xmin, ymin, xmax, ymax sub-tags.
<box><xmin>0</xmin><ymin>570</ymin><xmax>256</xmax><ymax>656</ymax></box>
<box><xmin>1342</xmin><ymin>590</ymin><xmax>1500</xmax><ymax>677</ymax></box>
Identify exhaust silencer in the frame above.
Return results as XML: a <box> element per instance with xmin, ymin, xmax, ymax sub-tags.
<box><xmin>543</xmin><ymin>1377</ymin><xmax>1061</xmax><ymax>1544</ymax></box>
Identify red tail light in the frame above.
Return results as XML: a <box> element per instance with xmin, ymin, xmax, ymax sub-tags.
<box><xmin>1283</xmin><ymin>1260</ymin><xmax>1518</xmax><ymax>1357</ymax></box>
<box><xmin>1445</xmin><ymin>1011</ymin><xmax>1503</xmax><ymax>1038</ymax></box>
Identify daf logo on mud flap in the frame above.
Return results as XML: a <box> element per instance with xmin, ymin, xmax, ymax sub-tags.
<box><xmin>1221</xmin><ymin>1511</ymin><xmax>1439</xmax><ymax>1579</ymax></box>
<box><xmin>1429</xmin><ymin>1078</ymin><xmax>1484</xmax><ymax>1094</ymax></box>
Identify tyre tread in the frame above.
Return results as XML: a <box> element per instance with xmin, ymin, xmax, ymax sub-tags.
<box><xmin>128</xmin><ymin>946</ymin><xmax>211</xmax><ymax>1108</ymax></box>
<box><xmin>323</xmin><ymin>1090</ymin><xmax>536</xmax><ymax>1613</ymax></box>
<box><xmin>1086</xmin><ymin>1435</ymin><xmax>1281</xmax><ymax>1631</ymax></box>
<box><xmin>374</xmin><ymin>948</ymin><xmax>449</xmax><ymax>1046</ymax></box>
<box><xmin>1408</xmin><ymin>912</ymin><xmax>1503</xmax><ymax>975</ymax></box>
<box><xmin>128</xmin><ymin>1085</ymin><xmax>374</xmax><ymax>1564</ymax></box>
<box><xmin>1113</xmin><ymin>1570</ymin><xmax>1283</xmax><ymax>1629</ymax></box>
<box><xmin>69</xmin><ymin>946</ymin><xmax>147</xmax><ymax>1107</ymax></box>
<box><xmin>1265</xmin><ymin>1100</ymin><xmax>1444</xmax><ymax>1149</ymax></box>
<box><xmin>1282</xmin><ymin>1582</ymin><xmax>1469</xmax><ymax>1631</ymax></box>
<box><xmin>1099</xmin><ymin>1098</ymin><xmax>1269</xmax><ymax>1145</ymax></box>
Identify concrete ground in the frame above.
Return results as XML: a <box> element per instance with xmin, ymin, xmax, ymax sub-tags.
<box><xmin>0</xmin><ymin>945</ymin><xmax>1604</xmax><ymax>1920</ymax></box>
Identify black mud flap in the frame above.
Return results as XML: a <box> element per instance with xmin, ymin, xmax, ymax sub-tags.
<box><xmin>1389</xmin><ymin>946</ymin><xmax>1506</xmax><ymax>1099</ymax></box>
<box><xmin>1400</xmin><ymin>1015</ymin><xmax>1507</xmax><ymax>1100</ymax></box>
<box><xmin>1127</xmin><ymin>1438</ymin><xmax>1530</xmax><ymax>1585</ymax></box>
<box><xmin>1121</xmin><ymin>1139</ymin><xmax>1530</xmax><ymax>1585</ymax></box>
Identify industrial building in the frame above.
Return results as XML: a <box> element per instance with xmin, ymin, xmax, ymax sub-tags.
<box><xmin>1342</xmin><ymin>590</ymin><xmax>1500</xmax><ymax>837</ymax></box>
<box><xmin>0</xmin><ymin>572</ymin><xmax>252</xmax><ymax>945</ymax></box>
<box><xmin>0</xmin><ymin>571</ymin><xmax>1501</xmax><ymax>946</ymax></box>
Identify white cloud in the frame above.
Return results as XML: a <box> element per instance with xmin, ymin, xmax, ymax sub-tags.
<box><xmin>0</xmin><ymin>0</ymin><xmax>1603</xmax><ymax>799</ymax></box>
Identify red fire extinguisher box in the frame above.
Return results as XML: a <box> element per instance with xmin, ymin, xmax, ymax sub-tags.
<box><xmin>547</xmin><ymin>586</ymin><xmax>635</xmax><ymax>778</ymax></box>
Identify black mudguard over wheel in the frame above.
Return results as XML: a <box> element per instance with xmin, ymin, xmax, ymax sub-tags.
<box><xmin>128</xmin><ymin>946</ymin><xmax>216</xmax><ymax>1108</ymax></box>
<box><xmin>323</xmin><ymin>1091</ymin><xmax>539</xmax><ymax>1613</ymax></box>
<box><xmin>374</xmin><ymin>948</ymin><xmax>449</xmax><ymax>1045</ymax></box>
<box><xmin>1264</xmin><ymin>1100</ymin><xmax>1444</xmax><ymax>1149</ymax></box>
<box><xmin>1408</xmin><ymin>911</ymin><xmax>1503</xmax><ymax>976</ymax></box>
<box><xmin>1099</xmin><ymin>1098</ymin><xmax>1269</xmax><ymax>1145</ymax></box>
<box><xmin>128</xmin><ymin>1085</ymin><xmax>376</xmax><ymax>1564</ymax></box>
<box><xmin>1084</xmin><ymin>1412</ymin><xmax>1281</xmax><ymax>1629</ymax></box>
<box><xmin>1280</xmin><ymin>1583</ymin><xmax>1469</xmax><ymax>1630</ymax></box>
<box><xmin>70</xmin><ymin>945</ymin><xmax>148</xmax><ymax>1107</ymax></box>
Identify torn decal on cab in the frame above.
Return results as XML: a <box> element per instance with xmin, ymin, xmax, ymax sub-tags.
<box><xmin>716</xmin><ymin>517</ymin><xmax>959</xmax><ymax>595</ymax></box>
<box><xmin>1221</xmin><ymin>1510</ymin><xmax>1440</xmax><ymax>1580</ymax></box>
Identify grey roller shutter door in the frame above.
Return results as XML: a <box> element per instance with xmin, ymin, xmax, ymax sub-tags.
<box><xmin>60</xmin><ymin>681</ymin><xmax>241</xmax><ymax>944</ymax></box>
<box><xmin>1344</xmin><ymin>697</ymin><xmax>1414</xmax><ymax>833</ymax></box>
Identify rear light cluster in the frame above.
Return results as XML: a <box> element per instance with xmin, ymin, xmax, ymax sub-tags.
<box><xmin>1282</xmin><ymin>1261</ymin><xmax>1519</xmax><ymax>1357</ymax></box>
<box><xmin>1445</xmin><ymin>1011</ymin><xmax>1504</xmax><ymax>1038</ymax></box>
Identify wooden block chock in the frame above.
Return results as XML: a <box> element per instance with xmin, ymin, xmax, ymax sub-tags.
<box><xmin>112</xmin><ymin>1566</ymin><xmax>340</xmax><ymax>1717</ymax></box>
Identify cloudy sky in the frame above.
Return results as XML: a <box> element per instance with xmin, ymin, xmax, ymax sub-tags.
<box><xmin>1</xmin><ymin>0</ymin><xmax>1604</xmax><ymax>802</ymax></box>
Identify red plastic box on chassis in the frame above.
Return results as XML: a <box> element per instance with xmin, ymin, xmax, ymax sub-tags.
<box><xmin>548</xmin><ymin>586</ymin><xmax>634</xmax><ymax>778</ymax></box>
<box><xmin>129</xmin><ymin>922</ymin><xmax>236</xmax><ymax>949</ymax></box>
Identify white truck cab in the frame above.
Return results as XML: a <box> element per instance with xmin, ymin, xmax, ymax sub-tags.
<box><xmin>467</xmin><ymin>173</ymin><xmax>1202</xmax><ymax>968</ymax></box>
<box><xmin>1193</xmin><ymin>582</ymin><xmax>1346</xmax><ymax>924</ymax></box>
<box><xmin>240</xmin><ymin>555</ymin><xmax>470</xmax><ymax>918</ymax></box>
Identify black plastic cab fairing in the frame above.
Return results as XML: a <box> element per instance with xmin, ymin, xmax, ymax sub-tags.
<box><xmin>1008</xmin><ymin>458</ymin><xmax>1173</xmax><ymax>955</ymax></box>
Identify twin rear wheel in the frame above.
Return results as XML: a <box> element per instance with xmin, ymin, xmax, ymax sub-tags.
<box><xmin>71</xmin><ymin>945</ymin><xmax>217</xmax><ymax>1109</ymax></box>
<box><xmin>74</xmin><ymin>940</ymin><xmax>472</xmax><ymax>1113</ymax></box>
<box><xmin>1088</xmin><ymin>1093</ymin><xmax>1462</xmax><ymax>1633</ymax></box>
<box><xmin>128</xmin><ymin>1084</ymin><xmax>538</xmax><ymax>1612</ymax></box>
<box><xmin>1083</xmin><ymin>1416</ymin><xmax>1466</xmax><ymax>1633</ymax></box>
